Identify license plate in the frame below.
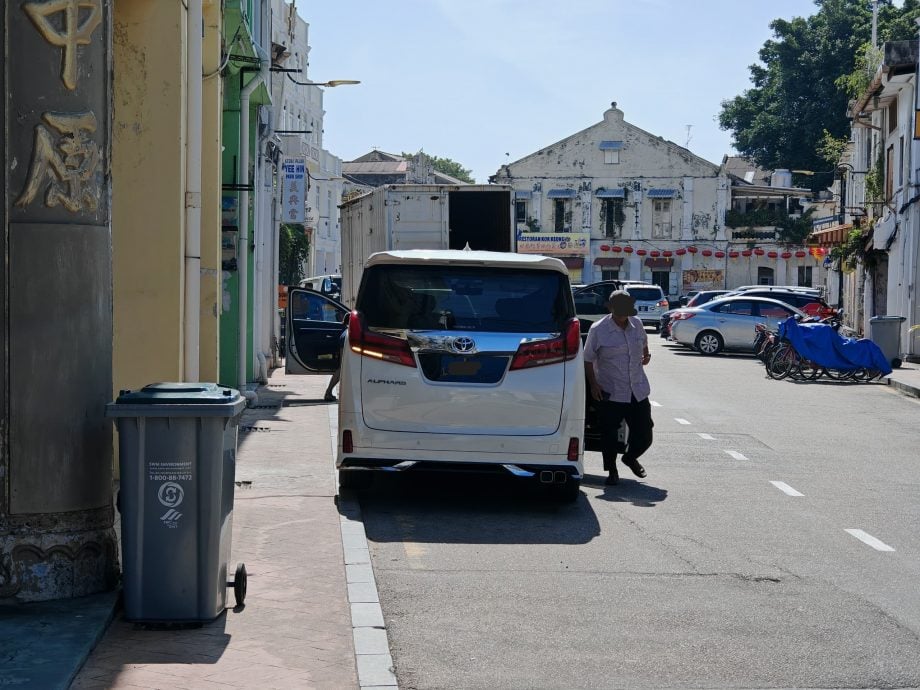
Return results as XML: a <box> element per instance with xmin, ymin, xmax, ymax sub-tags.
<box><xmin>448</xmin><ymin>359</ymin><xmax>481</xmax><ymax>376</ymax></box>
<box><xmin>639</xmin><ymin>305</ymin><xmax>649</xmax><ymax>311</ymax></box>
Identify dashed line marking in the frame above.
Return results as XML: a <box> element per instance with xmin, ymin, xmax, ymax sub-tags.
<box><xmin>698</xmin><ymin>433</ymin><xmax>715</xmax><ymax>440</ymax></box>
<box><xmin>674</xmin><ymin>418</ymin><xmax>691</xmax><ymax>425</ymax></box>
<box><xmin>650</xmin><ymin>400</ymin><xmax>662</xmax><ymax>407</ymax></box>
<box><xmin>845</xmin><ymin>529</ymin><xmax>895</xmax><ymax>552</ymax></box>
<box><xmin>725</xmin><ymin>450</ymin><xmax>747</xmax><ymax>460</ymax></box>
<box><xmin>770</xmin><ymin>481</ymin><xmax>804</xmax><ymax>497</ymax></box>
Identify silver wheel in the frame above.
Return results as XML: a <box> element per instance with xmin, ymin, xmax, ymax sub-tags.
<box><xmin>695</xmin><ymin>331</ymin><xmax>723</xmax><ymax>355</ymax></box>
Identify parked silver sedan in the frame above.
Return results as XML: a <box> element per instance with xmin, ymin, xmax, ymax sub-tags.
<box><xmin>668</xmin><ymin>296</ymin><xmax>805</xmax><ymax>355</ymax></box>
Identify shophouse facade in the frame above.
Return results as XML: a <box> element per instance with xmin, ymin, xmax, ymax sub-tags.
<box><xmin>491</xmin><ymin>103</ymin><xmax>730</xmax><ymax>301</ymax></box>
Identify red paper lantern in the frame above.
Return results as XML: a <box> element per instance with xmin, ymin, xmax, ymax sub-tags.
<box><xmin>675</xmin><ymin>248</ymin><xmax>687</xmax><ymax>256</ymax></box>
<box><xmin>662</xmin><ymin>250</ymin><xmax>673</xmax><ymax>257</ymax></box>
<box><xmin>611</xmin><ymin>245</ymin><xmax>622</xmax><ymax>253</ymax></box>
<box><xmin>687</xmin><ymin>246</ymin><xmax>698</xmax><ymax>254</ymax></box>
<box><xmin>650</xmin><ymin>250</ymin><xmax>661</xmax><ymax>258</ymax></box>
<box><xmin>701</xmin><ymin>249</ymin><xmax>713</xmax><ymax>257</ymax></box>
<box><xmin>715</xmin><ymin>251</ymin><xmax>726</xmax><ymax>258</ymax></box>
<box><xmin>742</xmin><ymin>249</ymin><xmax>753</xmax><ymax>257</ymax></box>
<box><xmin>636</xmin><ymin>249</ymin><xmax>648</xmax><ymax>256</ymax></box>
<box><xmin>795</xmin><ymin>250</ymin><xmax>807</xmax><ymax>258</ymax></box>
<box><xmin>781</xmin><ymin>251</ymin><xmax>792</xmax><ymax>259</ymax></box>
<box><xmin>623</xmin><ymin>246</ymin><xmax>634</xmax><ymax>253</ymax></box>
<box><xmin>729</xmin><ymin>251</ymin><xmax>740</xmax><ymax>258</ymax></box>
<box><xmin>768</xmin><ymin>251</ymin><xmax>778</xmax><ymax>258</ymax></box>
<box><xmin>600</xmin><ymin>244</ymin><xmax>611</xmax><ymax>252</ymax></box>
<box><xmin>754</xmin><ymin>248</ymin><xmax>765</xmax><ymax>256</ymax></box>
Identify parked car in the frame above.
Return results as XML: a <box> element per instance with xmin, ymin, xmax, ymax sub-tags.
<box><xmin>574</xmin><ymin>280</ymin><xmax>667</xmax><ymax>331</ymax></box>
<box><xmin>660</xmin><ymin>290</ymin><xmax>731</xmax><ymax>337</ymax></box>
<box><xmin>299</xmin><ymin>273</ymin><xmax>342</xmax><ymax>301</ymax></box>
<box><xmin>327</xmin><ymin>250</ymin><xmax>586</xmax><ymax>500</ymax></box>
<box><xmin>669</xmin><ymin>296</ymin><xmax>805</xmax><ymax>355</ymax></box>
<box><xmin>725</xmin><ymin>288</ymin><xmax>835</xmax><ymax>318</ymax></box>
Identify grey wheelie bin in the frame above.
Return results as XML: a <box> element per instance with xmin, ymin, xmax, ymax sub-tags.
<box><xmin>106</xmin><ymin>383</ymin><xmax>247</xmax><ymax>623</ymax></box>
<box><xmin>869</xmin><ymin>315</ymin><xmax>906</xmax><ymax>368</ymax></box>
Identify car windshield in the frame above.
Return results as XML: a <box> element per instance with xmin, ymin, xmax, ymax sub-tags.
<box><xmin>358</xmin><ymin>265</ymin><xmax>572</xmax><ymax>332</ymax></box>
<box><xmin>626</xmin><ymin>287</ymin><xmax>663</xmax><ymax>301</ymax></box>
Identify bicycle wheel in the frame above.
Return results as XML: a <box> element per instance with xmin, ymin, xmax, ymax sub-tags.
<box><xmin>796</xmin><ymin>359</ymin><xmax>822</xmax><ymax>381</ymax></box>
<box><xmin>767</xmin><ymin>346</ymin><xmax>795</xmax><ymax>380</ymax></box>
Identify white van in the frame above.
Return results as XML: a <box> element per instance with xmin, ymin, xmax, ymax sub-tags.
<box><xmin>335</xmin><ymin>250</ymin><xmax>584</xmax><ymax>500</ymax></box>
<box><xmin>299</xmin><ymin>274</ymin><xmax>341</xmax><ymax>301</ymax></box>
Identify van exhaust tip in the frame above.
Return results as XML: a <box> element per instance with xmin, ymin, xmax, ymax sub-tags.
<box><xmin>539</xmin><ymin>471</ymin><xmax>554</xmax><ymax>484</ymax></box>
<box><xmin>554</xmin><ymin>471</ymin><xmax>568</xmax><ymax>484</ymax></box>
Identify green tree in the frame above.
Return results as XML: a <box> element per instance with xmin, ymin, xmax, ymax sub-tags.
<box><xmin>279</xmin><ymin>223</ymin><xmax>310</xmax><ymax>286</ymax></box>
<box><xmin>718</xmin><ymin>0</ymin><xmax>920</xmax><ymax>187</ymax></box>
<box><xmin>402</xmin><ymin>151</ymin><xmax>475</xmax><ymax>183</ymax></box>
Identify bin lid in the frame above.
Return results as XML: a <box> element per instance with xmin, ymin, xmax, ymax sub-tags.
<box><xmin>106</xmin><ymin>382</ymin><xmax>247</xmax><ymax>418</ymax></box>
<box><xmin>870</xmin><ymin>315</ymin><xmax>906</xmax><ymax>322</ymax></box>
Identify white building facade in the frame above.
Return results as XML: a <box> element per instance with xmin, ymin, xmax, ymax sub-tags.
<box><xmin>491</xmin><ymin>104</ymin><xmax>730</xmax><ymax>301</ymax></box>
<box><xmin>271</xmin><ymin>0</ymin><xmax>344</xmax><ymax>279</ymax></box>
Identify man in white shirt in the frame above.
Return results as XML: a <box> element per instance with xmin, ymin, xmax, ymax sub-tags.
<box><xmin>583</xmin><ymin>290</ymin><xmax>654</xmax><ymax>485</ymax></box>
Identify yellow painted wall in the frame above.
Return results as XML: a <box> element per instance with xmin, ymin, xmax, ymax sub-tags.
<box><xmin>113</xmin><ymin>1</ymin><xmax>186</xmax><ymax>390</ymax></box>
<box><xmin>201</xmin><ymin>0</ymin><xmax>224</xmax><ymax>382</ymax></box>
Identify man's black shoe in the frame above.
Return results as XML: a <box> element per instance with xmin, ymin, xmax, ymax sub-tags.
<box><xmin>623</xmin><ymin>458</ymin><xmax>646</xmax><ymax>478</ymax></box>
<box><xmin>605</xmin><ymin>472</ymin><xmax>619</xmax><ymax>486</ymax></box>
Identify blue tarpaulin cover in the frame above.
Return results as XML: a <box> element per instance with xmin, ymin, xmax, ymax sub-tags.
<box><xmin>777</xmin><ymin>317</ymin><xmax>892</xmax><ymax>375</ymax></box>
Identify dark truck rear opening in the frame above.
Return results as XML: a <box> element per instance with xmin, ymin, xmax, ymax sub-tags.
<box><xmin>448</xmin><ymin>190</ymin><xmax>512</xmax><ymax>252</ymax></box>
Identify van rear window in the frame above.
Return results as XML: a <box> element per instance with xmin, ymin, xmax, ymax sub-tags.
<box><xmin>626</xmin><ymin>287</ymin><xmax>663</xmax><ymax>301</ymax></box>
<box><xmin>358</xmin><ymin>265</ymin><xmax>573</xmax><ymax>332</ymax></box>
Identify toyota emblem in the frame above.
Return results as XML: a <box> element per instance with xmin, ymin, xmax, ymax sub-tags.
<box><xmin>452</xmin><ymin>336</ymin><xmax>475</xmax><ymax>354</ymax></box>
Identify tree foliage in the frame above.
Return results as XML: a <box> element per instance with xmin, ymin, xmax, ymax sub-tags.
<box><xmin>402</xmin><ymin>151</ymin><xmax>475</xmax><ymax>184</ymax></box>
<box><xmin>719</xmin><ymin>0</ymin><xmax>920</xmax><ymax>186</ymax></box>
<box><xmin>279</xmin><ymin>223</ymin><xmax>310</xmax><ymax>286</ymax></box>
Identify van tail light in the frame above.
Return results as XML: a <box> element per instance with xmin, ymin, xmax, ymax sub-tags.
<box><xmin>567</xmin><ymin>437</ymin><xmax>580</xmax><ymax>461</ymax></box>
<box><xmin>657</xmin><ymin>299</ymin><xmax>669</xmax><ymax>308</ymax></box>
<box><xmin>342</xmin><ymin>430</ymin><xmax>354</xmax><ymax>454</ymax></box>
<box><xmin>347</xmin><ymin>310</ymin><xmax>417</xmax><ymax>368</ymax></box>
<box><xmin>510</xmin><ymin>319</ymin><xmax>581</xmax><ymax>371</ymax></box>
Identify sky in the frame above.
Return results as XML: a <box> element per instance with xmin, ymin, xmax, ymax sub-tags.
<box><xmin>297</xmin><ymin>0</ymin><xmax>834</xmax><ymax>183</ymax></box>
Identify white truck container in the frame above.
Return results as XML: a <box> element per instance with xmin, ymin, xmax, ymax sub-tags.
<box><xmin>339</xmin><ymin>184</ymin><xmax>515</xmax><ymax>307</ymax></box>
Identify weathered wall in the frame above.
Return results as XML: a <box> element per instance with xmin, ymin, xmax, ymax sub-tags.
<box><xmin>2</xmin><ymin>0</ymin><xmax>116</xmax><ymax>601</ymax></box>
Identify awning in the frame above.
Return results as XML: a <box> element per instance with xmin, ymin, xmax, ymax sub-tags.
<box><xmin>514</xmin><ymin>190</ymin><xmax>532</xmax><ymax>199</ymax></box>
<box><xmin>560</xmin><ymin>257</ymin><xmax>584</xmax><ymax>269</ymax></box>
<box><xmin>547</xmin><ymin>189</ymin><xmax>576</xmax><ymax>199</ymax></box>
<box><xmin>644</xmin><ymin>258</ymin><xmax>673</xmax><ymax>269</ymax></box>
<box><xmin>809</xmin><ymin>223</ymin><xmax>853</xmax><ymax>246</ymax></box>
<box><xmin>596</xmin><ymin>188</ymin><xmax>626</xmax><ymax>198</ymax></box>
<box><xmin>647</xmin><ymin>188</ymin><xmax>677</xmax><ymax>198</ymax></box>
<box><xmin>599</xmin><ymin>141</ymin><xmax>624</xmax><ymax>150</ymax></box>
<box><xmin>593</xmin><ymin>257</ymin><xmax>624</xmax><ymax>268</ymax></box>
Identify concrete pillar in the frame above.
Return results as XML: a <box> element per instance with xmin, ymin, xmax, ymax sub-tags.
<box><xmin>2</xmin><ymin>1</ymin><xmax>116</xmax><ymax>601</ymax></box>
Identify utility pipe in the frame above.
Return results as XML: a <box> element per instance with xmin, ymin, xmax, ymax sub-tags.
<box><xmin>238</xmin><ymin>51</ymin><xmax>269</xmax><ymax>392</ymax></box>
<box><xmin>183</xmin><ymin>0</ymin><xmax>203</xmax><ymax>382</ymax></box>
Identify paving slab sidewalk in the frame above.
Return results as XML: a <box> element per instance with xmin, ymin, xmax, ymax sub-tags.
<box><xmin>69</xmin><ymin>369</ymin><xmax>360</xmax><ymax>689</ymax></box>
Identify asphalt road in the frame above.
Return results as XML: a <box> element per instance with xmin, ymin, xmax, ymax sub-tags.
<box><xmin>356</xmin><ymin>334</ymin><xmax>920</xmax><ymax>690</ymax></box>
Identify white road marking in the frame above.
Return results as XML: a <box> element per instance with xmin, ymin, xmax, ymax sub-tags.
<box><xmin>845</xmin><ymin>529</ymin><xmax>895</xmax><ymax>552</ymax></box>
<box><xmin>698</xmin><ymin>433</ymin><xmax>715</xmax><ymax>440</ymax></box>
<box><xmin>725</xmin><ymin>450</ymin><xmax>747</xmax><ymax>460</ymax></box>
<box><xmin>770</xmin><ymin>480</ymin><xmax>804</xmax><ymax>497</ymax></box>
<box><xmin>675</xmin><ymin>418</ymin><xmax>691</xmax><ymax>425</ymax></box>
<box><xmin>650</xmin><ymin>400</ymin><xmax>662</xmax><ymax>407</ymax></box>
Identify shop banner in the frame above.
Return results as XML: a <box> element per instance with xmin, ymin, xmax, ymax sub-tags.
<box><xmin>516</xmin><ymin>232</ymin><xmax>589</xmax><ymax>255</ymax></box>
<box><xmin>682</xmin><ymin>269</ymin><xmax>724</xmax><ymax>292</ymax></box>
<box><xmin>282</xmin><ymin>156</ymin><xmax>306</xmax><ymax>223</ymax></box>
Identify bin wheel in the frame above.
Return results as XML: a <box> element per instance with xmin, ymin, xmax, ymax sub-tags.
<box><xmin>233</xmin><ymin>563</ymin><xmax>247</xmax><ymax>606</ymax></box>
<box><xmin>892</xmin><ymin>357</ymin><xmax>902</xmax><ymax>369</ymax></box>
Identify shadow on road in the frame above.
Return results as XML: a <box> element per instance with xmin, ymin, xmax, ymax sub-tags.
<box><xmin>350</xmin><ymin>471</ymin><xmax>601</xmax><ymax>545</ymax></box>
<box><xmin>583</xmin><ymin>472</ymin><xmax>669</xmax><ymax>507</ymax></box>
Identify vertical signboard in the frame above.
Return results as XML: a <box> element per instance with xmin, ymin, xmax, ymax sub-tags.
<box><xmin>282</xmin><ymin>156</ymin><xmax>306</xmax><ymax>223</ymax></box>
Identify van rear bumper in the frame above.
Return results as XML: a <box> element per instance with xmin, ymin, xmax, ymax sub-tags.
<box><xmin>338</xmin><ymin>457</ymin><xmax>583</xmax><ymax>480</ymax></box>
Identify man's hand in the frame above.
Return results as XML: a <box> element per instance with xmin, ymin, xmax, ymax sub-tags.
<box><xmin>589</xmin><ymin>381</ymin><xmax>603</xmax><ymax>401</ymax></box>
<box><xmin>642</xmin><ymin>348</ymin><xmax>651</xmax><ymax>366</ymax></box>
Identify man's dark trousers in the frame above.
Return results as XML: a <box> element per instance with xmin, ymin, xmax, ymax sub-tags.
<box><xmin>598</xmin><ymin>395</ymin><xmax>654</xmax><ymax>471</ymax></box>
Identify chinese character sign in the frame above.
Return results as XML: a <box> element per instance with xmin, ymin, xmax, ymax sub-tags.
<box><xmin>282</xmin><ymin>156</ymin><xmax>306</xmax><ymax>224</ymax></box>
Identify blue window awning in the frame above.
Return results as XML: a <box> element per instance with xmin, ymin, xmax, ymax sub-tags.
<box><xmin>599</xmin><ymin>141</ymin><xmax>624</xmax><ymax>151</ymax></box>
<box><xmin>547</xmin><ymin>189</ymin><xmax>576</xmax><ymax>199</ymax></box>
<box><xmin>596</xmin><ymin>188</ymin><xmax>626</xmax><ymax>198</ymax></box>
<box><xmin>514</xmin><ymin>190</ymin><xmax>532</xmax><ymax>199</ymax></box>
<box><xmin>647</xmin><ymin>188</ymin><xmax>677</xmax><ymax>198</ymax></box>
